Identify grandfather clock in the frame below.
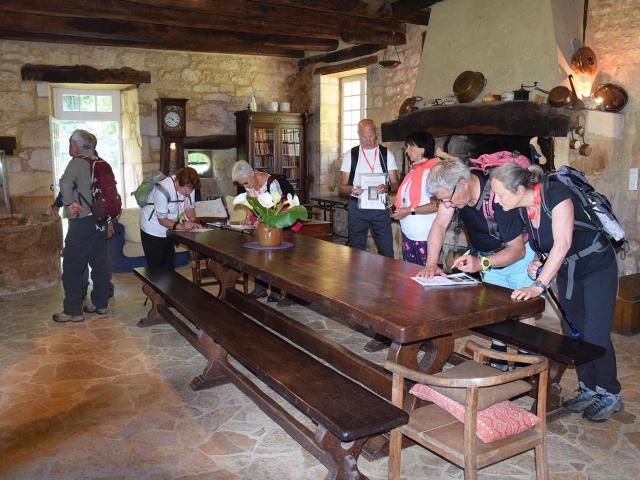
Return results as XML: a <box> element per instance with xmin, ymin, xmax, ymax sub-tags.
<box><xmin>156</xmin><ymin>98</ymin><xmax>187</xmax><ymax>174</ymax></box>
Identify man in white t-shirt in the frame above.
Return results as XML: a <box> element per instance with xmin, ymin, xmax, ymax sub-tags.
<box><xmin>338</xmin><ymin>119</ymin><xmax>399</xmax><ymax>258</ymax></box>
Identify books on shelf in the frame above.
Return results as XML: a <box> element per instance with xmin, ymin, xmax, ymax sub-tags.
<box><xmin>281</xmin><ymin>128</ymin><xmax>300</xmax><ymax>143</ymax></box>
<box><xmin>411</xmin><ymin>273</ymin><xmax>480</xmax><ymax>287</ymax></box>
<box><xmin>254</xmin><ymin>128</ymin><xmax>274</xmax><ymax>142</ymax></box>
<box><xmin>282</xmin><ymin>143</ymin><xmax>300</xmax><ymax>156</ymax></box>
<box><xmin>254</xmin><ymin>142</ymin><xmax>273</xmax><ymax>155</ymax></box>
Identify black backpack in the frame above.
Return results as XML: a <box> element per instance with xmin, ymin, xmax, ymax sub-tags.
<box><xmin>266</xmin><ymin>174</ymin><xmax>296</xmax><ymax>198</ymax></box>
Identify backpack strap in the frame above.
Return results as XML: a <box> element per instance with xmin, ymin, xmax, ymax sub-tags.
<box><xmin>474</xmin><ymin>173</ymin><xmax>501</xmax><ymax>241</ymax></box>
<box><xmin>348</xmin><ymin>146</ymin><xmax>359</xmax><ymax>186</ymax></box>
<box><xmin>379</xmin><ymin>145</ymin><xmax>388</xmax><ymax>174</ymax></box>
<box><xmin>147</xmin><ymin>181</ymin><xmax>174</xmax><ymax>221</ymax></box>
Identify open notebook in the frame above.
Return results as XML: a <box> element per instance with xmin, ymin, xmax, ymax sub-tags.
<box><xmin>411</xmin><ymin>272</ymin><xmax>480</xmax><ymax>287</ymax></box>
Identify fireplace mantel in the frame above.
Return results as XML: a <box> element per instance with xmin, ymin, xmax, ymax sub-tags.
<box><xmin>381</xmin><ymin>102</ymin><xmax>578</xmax><ymax>141</ymax></box>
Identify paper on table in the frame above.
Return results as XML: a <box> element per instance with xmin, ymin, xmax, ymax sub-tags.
<box><xmin>358</xmin><ymin>172</ymin><xmax>388</xmax><ymax>210</ymax></box>
<box><xmin>411</xmin><ymin>273</ymin><xmax>480</xmax><ymax>287</ymax></box>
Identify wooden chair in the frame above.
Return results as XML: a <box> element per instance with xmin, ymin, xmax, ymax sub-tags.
<box><xmin>386</xmin><ymin>340</ymin><xmax>549</xmax><ymax>480</ymax></box>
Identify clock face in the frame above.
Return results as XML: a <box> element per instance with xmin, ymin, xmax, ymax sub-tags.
<box><xmin>164</xmin><ymin>111</ymin><xmax>181</xmax><ymax>128</ymax></box>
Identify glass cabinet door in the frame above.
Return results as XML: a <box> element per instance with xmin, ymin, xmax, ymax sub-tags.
<box><xmin>280</xmin><ymin>127</ymin><xmax>301</xmax><ymax>195</ymax></box>
<box><xmin>252</xmin><ymin>126</ymin><xmax>274</xmax><ymax>172</ymax></box>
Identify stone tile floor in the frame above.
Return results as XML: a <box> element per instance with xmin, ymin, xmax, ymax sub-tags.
<box><xmin>1</xmin><ymin>270</ymin><xmax>639</xmax><ymax>479</ymax></box>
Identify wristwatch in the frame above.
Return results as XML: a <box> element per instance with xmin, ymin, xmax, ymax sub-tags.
<box><xmin>410</xmin><ymin>208</ymin><xmax>416</xmax><ymax>215</ymax></box>
<box><xmin>533</xmin><ymin>279</ymin><xmax>546</xmax><ymax>290</ymax></box>
<box><xmin>480</xmin><ymin>256</ymin><xmax>492</xmax><ymax>272</ymax></box>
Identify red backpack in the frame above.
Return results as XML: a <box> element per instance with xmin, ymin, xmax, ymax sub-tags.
<box><xmin>80</xmin><ymin>156</ymin><xmax>122</xmax><ymax>222</ymax></box>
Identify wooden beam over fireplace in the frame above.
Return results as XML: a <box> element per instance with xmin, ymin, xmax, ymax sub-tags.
<box><xmin>381</xmin><ymin>102</ymin><xmax>575</xmax><ymax>140</ymax></box>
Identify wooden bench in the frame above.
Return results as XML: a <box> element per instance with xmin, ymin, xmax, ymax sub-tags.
<box><xmin>471</xmin><ymin>320</ymin><xmax>606</xmax><ymax>414</ymax></box>
<box><xmin>134</xmin><ymin>267</ymin><xmax>408</xmax><ymax>480</ymax></box>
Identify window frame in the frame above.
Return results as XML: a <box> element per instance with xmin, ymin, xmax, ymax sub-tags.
<box><xmin>340</xmin><ymin>74</ymin><xmax>367</xmax><ymax>154</ymax></box>
<box><xmin>52</xmin><ymin>88</ymin><xmax>121</xmax><ymax>121</ymax></box>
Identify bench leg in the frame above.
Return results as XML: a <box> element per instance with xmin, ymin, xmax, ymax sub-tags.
<box><xmin>137</xmin><ymin>284</ymin><xmax>166</xmax><ymax>327</ymax></box>
<box><xmin>205</xmin><ymin>259</ymin><xmax>242</xmax><ymax>299</ymax></box>
<box><xmin>315</xmin><ymin>425</ymin><xmax>368</xmax><ymax>480</ymax></box>
<box><xmin>190</xmin><ymin>331</ymin><xmax>232</xmax><ymax>390</ymax></box>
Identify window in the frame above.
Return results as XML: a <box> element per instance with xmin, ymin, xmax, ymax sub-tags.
<box><xmin>340</xmin><ymin>74</ymin><xmax>367</xmax><ymax>154</ymax></box>
<box><xmin>187</xmin><ymin>150</ymin><xmax>214</xmax><ymax>177</ymax></box>
<box><xmin>50</xmin><ymin>88</ymin><xmax>123</xmax><ymax>199</ymax></box>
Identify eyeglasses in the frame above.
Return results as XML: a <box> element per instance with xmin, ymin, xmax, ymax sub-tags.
<box><xmin>436</xmin><ymin>183</ymin><xmax>458</xmax><ymax>206</ymax></box>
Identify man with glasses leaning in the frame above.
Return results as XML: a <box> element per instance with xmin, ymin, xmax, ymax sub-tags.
<box><xmin>417</xmin><ymin>158</ymin><xmax>536</xmax><ymax>370</ymax></box>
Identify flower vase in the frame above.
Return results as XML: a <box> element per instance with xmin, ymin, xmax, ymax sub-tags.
<box><xmin>256</xmin><ymin>223</ymin><xmax>283</xmax><ymax>247</ymax></box>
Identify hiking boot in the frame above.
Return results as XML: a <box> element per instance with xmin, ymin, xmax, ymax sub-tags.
<box><xmin>83</xmin><ymin>303</ymin><xmax>109</xmax><ymax>315</ymax></box>
<box><xmin>563</xmin><ymin>381</ymin><xmax>597</xmax><ymax>412</ymax></box>
<box><xmin>582</xmin><ymin>386</ymin><xmax>622</xmax><ymax>422</ymax></box>
<box><xmin>52</xmin><ymin>312</ymin><xmax>85</xmax><ymax>323</ymax></box>
<box><xmin>249</xmin><ymin>287</ymin><xmax>268</xmax><ymax>300</ymax></box>
<box><xmin>488</xmin><ymin>341</ymin><xmax>509</xmax><ymax>372</ymax></box>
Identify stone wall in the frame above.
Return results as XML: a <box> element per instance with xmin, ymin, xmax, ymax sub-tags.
<box><xmin>585</xmin><ymin>0</ymin><xmax>640</xmax><ymax>274</ymax></box>
<box><xmin>0</xmin><ymin>40</ymin><xmax>302</xmax><ymax>212</ymax></box>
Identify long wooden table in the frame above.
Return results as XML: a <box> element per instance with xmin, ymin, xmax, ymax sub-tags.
<box><xmin>157</xmin><ymin>228</ymin><xmax>544</xmax><ymax>458</ymax></box>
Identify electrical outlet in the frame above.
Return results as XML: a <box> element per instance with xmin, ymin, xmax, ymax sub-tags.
<box><xmin>629</xmin><ymin>168</ymin><xmax>639</xmax><ymax>191</ymax></box>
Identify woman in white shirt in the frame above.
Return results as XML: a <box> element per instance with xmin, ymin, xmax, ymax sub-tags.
<box><xmin>140</xmin><ymin>167</ymin><xmax>200</xmax><ymax>270</ymax></box>
<box><xmin>390</xmin><ymin>132</ymin><xmax>439</xmax><ymax>265</ymax></box>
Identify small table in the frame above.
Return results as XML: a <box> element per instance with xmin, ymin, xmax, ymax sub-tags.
<box><xmin>309</xmin><ymin>195</ymin><xmax>349</xmax><ymax>238</ymax></box>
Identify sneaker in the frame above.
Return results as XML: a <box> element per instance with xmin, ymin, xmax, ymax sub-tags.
<box><xmin>582</xmin><ymin>386</ymin><xmax>622</xmax><ymax>422</ymax></box>
<box><xmin>83</xmin><ymin>303</ymin><xmax>109</xmax><ymax>315</ymax></box>
<box><xmin>267</xmin><ymin>293</ymin><xmax>279</xmax><ymax>303</ymax></box>
<box><xmin>488</xmin><ymin>341</ymin><xmax>509</xmax><ymax>372</ymax></box>
<box><xmin>514</xmin><ymin>348</ymin><xmax>531</xmax><ymax>369</ymax></box>
<box><xmin>563</xmin><ymin>381</ymin><xmax>597</xmax><ymax>412</ymax></box>
<box><xmin>277</xmin><ymin>296</ymin><xmax>293</xmax><ymax>307</ymax></box>
<box><xmin>52</xmin><ymin>312</ymin><xmax>85</xmax><ymax>323</ymax></box>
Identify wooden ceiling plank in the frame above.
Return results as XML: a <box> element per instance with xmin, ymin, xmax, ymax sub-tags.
<box><xmin>0</xmin><ymin>12</ymin><xmax>338</xmax><ymax>53</ymax></box>
<box><xmin>21</xmin><ymin>64</ymin><xmax>151</xmax><ymax>84</ymax></box>
<box><xmin>313</xmin><ymin>56</ymin><xmax>378</xmax><ymax>76</ymax></box>
<box><xmin>0</xmin><ymin>0</ymin><xmax>347</xmax><ymax>42</ymax></box>
<box><xmin>126</xmin><ymin>0</ymin><xmax>405</xmax><ymax>36</ymax></box>
<box><xmin>298</xmin><ymin>44</ymin><xmax>383</xmax><ymax>69</ymax></box>
<box><xmin>0</xmin><ymin>30</ymin><xmax>304</xmax><ymax>58</ymax></box>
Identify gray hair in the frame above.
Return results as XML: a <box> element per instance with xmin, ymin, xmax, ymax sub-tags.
<box><xmin>231</xmin><ymin>160</ymin><xmax>254</xmax><ymax>183</ymax></box>
<box><xmin>425</xmin><ymin>158</ymin><xmax>471</xmax><ymax>194</ymax></box>
<box><xmin>490</xmin><ymin>163</ymin><xmax>544</xmax><ymax>192</ymax></box>
<box><xmin>69</xmin><ymin>129</ymin><xmax>97</xmax><ymax>156</ymax></box>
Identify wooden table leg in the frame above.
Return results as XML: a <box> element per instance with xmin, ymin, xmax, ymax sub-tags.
<box><xmin>137</xmin><ymin>284</ymin><xmax>167</xmax><ymax>327</ymax></box>
<box><xmin>190</xmin><ymin>330</ymin><xmax>232</xmax><ymax>390</ymax></box>
<box><xmin>315</xmin><ymin>425</ymin><xmax>368</xmax><ymax>480</ymax></box>
<box><xmin>206</xmin><ymin>259</ymin><xmax>241</xmax><ymax>299</ymax></box>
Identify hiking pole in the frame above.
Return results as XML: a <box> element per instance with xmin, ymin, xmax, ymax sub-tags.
<box><xmin>535</xmin><ymin>265</ymin><xmax>582</xmax><ymax>339</ymax></box>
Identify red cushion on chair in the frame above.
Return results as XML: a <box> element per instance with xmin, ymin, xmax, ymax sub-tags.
<box><xmin>410</xmin><ymin>384</ymin><xmax>541</xmax><ymax>443</ymax></box>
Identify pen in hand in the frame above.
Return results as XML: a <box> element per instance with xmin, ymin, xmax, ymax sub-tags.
<box><xmin>452</xmin><ymin>249</ymin><xmax>472</xmax><ymax>271</ymax></box>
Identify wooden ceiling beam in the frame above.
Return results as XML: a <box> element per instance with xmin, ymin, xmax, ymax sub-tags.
<box><xmin>128</xmin><ymin>0</ymin><xmax>406</xmax><ymax>41</ymax></box>
<box><xmin>298</xmin><ymin>44</ymin><xmax>383</xmax><ymax>69</ymax></box>
<box><xmin>388</xmin><ymin>0</ymin><xmax>440</xmax><ymax>25</ymax></box>
<box><xmin>21</xmin><ymin>64</ymin><xmax>151</xmax><ymax>84</ymax></box>
<box><xmin>0</xmin><ymin>0</ymin><xmax>397</xmax><ymax>45</ymax></box>
<box><xmin>0</xmin><ymin>12</ymin><xmax>335</xmax><ymax>54</ymax></box>
<box><xmin>313</xmin><ymin>56</ymin><xmax>378</xmax><ymax>76</ymax></box>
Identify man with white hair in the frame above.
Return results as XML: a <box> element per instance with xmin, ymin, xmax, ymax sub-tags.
<box><xmin>53</xmin><ymin>129</ymin><xmax>110</xmax><ymax>323</ymax></box>
<box><xmin>338</xmin><ymin>119</ymin><xmax>399</xmax><ymax>257</ymax></box>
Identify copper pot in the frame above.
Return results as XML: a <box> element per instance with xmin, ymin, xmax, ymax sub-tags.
<box><xmin>572</xmin><ymin>46</ymin><xmax>598</xmax><ymax>76</ymax></box>
<box><xmin>594</xmin><ymin>83</ymin><xmax>628</xmax><ymax>113</ymax></box>
<box><xmin>399</xmin><ymin>96</ymin><xmax>423</xmax><ymax>116</ymax></box>
<box><xmin>548</xmin><ymin>86</ymin><xmax>572</xmax><ymax>107</ymax></box>
<box><xmin>453</xmin><ymin>71</ymin><xmax>486</xmax><ymax>103</ymax></box>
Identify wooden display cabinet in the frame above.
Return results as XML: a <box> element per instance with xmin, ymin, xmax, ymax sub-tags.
<box><xmin>235</xmin><ymin>110</ymin><xmax>307</xmax><ymax>202</ymax></box>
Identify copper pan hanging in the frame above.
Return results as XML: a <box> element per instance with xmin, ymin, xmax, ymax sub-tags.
<box><xmin>572</xmin><ymin>0</ymin><xmax>598</xmax><ymax>76</ymax></box>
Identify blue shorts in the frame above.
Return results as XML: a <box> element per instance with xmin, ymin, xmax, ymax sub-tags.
<box><xmin>481</xmin><ymin>242</ymin><xmax>536</xmax><ymax>290</ymax></box>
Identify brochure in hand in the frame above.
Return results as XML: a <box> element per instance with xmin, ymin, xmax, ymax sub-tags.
<box><xmin>411</xmin><ymin>272</ymin><xmax>480</xmax><ymax>287</ymax></box>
